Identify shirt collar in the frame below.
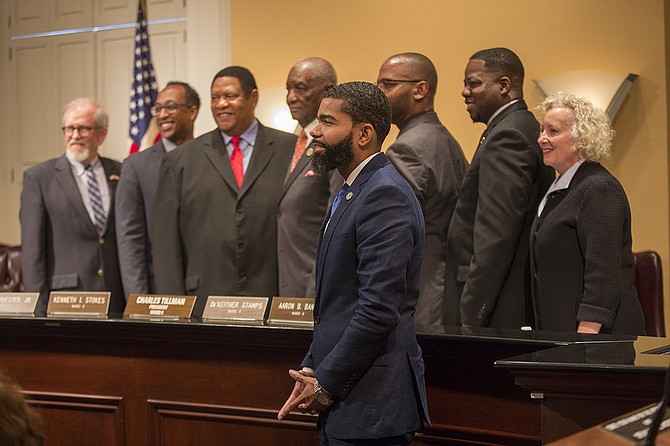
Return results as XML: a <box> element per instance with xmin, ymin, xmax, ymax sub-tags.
<box><xmin>220</xmin><ymin>119</ymin><xmax>259</xmax><ymax>146</ymax></box>
<box><xmin>487</xmin><ymin>99</ymin><xmax>520</xmax><ymax>126</ymax></box>
<box><xmin>162</xmin><ymin>137</ymin><xmax>178</xmax><ymax>152</ymax></box>
<box><xmin>548</xmin><ymin>158</ymin><xmax>586</xmax><ymax>193</ymax></box>
<box><xmin>297</xmin><ymin>119</ymin><xmax>318</xmax><ymax>146</ymax></box>
<box><xmin>68</xmin><ymin>155</ymin><xmax>101</xmax><ymax>176</ymax></box>
<box><xmin>344</xmin><ymin>152</ymin><xmax>383</xmax><ymax>186</ymax></box>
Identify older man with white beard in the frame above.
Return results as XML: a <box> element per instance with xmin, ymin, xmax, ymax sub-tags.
<box><xmin>20</xmin><ymin>98</ymin><xmax>125</xmax><ymax>315</ymax></box>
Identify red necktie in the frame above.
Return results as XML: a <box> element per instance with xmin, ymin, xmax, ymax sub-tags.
<box><xmin>289</xmin><ymin>130</ymin><xmax>308</xmax><ymax>172</ymax></box>
<box><xmin>230</xmin><ymin>136</ymin><xmax>244</xmax><ymax>188</ymax></box>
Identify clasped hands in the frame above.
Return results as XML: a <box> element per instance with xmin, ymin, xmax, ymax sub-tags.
<box><xmin>277</xmin><ymin>369</ymin><xmax>330</xmax><ymax>420</ymax></box>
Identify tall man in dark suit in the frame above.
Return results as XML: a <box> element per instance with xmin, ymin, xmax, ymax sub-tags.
<box><xmin>151</xmin><ymin>67</ymin><xmax>295</xmax><ymax>315</ymax></box>
<box><xmin>279</xmin><ymin>57</ymin><xmax>341</xmax><ymax>298</ymax></box>
<box><xmin>377</xmin><ymin>52</ymin><xmax>468</xmax><ymax>327</ymax></box>
<box><xmin>278</xmin><ymin>82</ymin><xmax>430</xmax><ymax>445</ymax></box>
<box><xmin>115</xmin><ymin>81</ymin><xmax>200</xmax><ymax>299</ymax></box>
<box><xmin>20</xmin><ymin>98</ymin><xmax>124</xmax><ymax>314</ymax></box>
<box><xmin>446</xmin><ymin>48</ymin><xmax>554</xmax><ymax>329</ymax></box>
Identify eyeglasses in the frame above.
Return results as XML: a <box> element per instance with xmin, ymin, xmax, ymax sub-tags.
<box><xmin>151</xmin><ymin>103</ymin><xmax>191</xmax><ymax>115</ymax></box>
<box><xmin>62</xmin><ymin>126</ymin><xmax>100</xmax><ymax>137</ymax></box>
<box><xmin>376</xmin><ymin>79</ymin><xmax>422</xmax><ymax>89</ymax></box>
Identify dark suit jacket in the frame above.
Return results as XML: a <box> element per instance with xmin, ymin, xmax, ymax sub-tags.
<box><xmin>115</xmin><ymin>140</ymin><xmax>166</xmax><ymax>299</ymax></box>
<box><xmin>302</xmin><ymin>153</ymin><xmax>430</xmax><ymax>440</ymax></box>
<box><xmin>277</xmin><ymin>138</ymin><xmax>341</xmax><ymax>298</ymax></box>
<box><xmin>446</xmin><ymin>100</ymin><xmax>555</xmax><ymax>328</ymax></box>
<box><xmin>531</xmin><ymin>162</ymin><xmax>645</xmax><ymax>335</ymax></box>
<box><xmin>151</xmin><ymin>123</ymin><xmax>295</xmax><ymax>315</ymax></box>
<box><xmin>386</xmin><ymin>110</ymin><xmax>467</xmax><ymax>326</ymax></box>
<box><xmin>20</xmin><ymin>155</ymin><xmax>124</xmax><ymax>314</ymax></box>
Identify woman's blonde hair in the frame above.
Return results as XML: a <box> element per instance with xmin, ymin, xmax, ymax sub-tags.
<box><xmin>539</xmin><ymin>91</ymin><xmax>615</xmax><ymax>163</ymax></box>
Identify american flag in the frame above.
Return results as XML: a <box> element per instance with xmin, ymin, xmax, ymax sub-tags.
<box><xmin>128</xmin><ymin>0</ymin><xmax>159</xmax><ymax>155</ymax></box>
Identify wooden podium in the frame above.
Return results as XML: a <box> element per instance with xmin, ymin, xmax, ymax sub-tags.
<box><xmin>548</xmin><ymin>404</ymin><xmax>670</xmax><ymax>445</ymax></box>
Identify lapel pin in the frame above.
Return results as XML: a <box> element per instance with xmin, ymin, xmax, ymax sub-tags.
<box><xmin>345</xmin><ymin>191</ymin><xmax>354</xmax><ymax>200</ymax></box>
<box><xmin>306</xmin><ymin>148</ymin><xmax>314</xmax><ymax>157</ymax></box>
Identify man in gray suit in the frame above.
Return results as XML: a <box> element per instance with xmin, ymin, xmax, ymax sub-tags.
<box><xmin>152</xmin><ymin>66</ymin><xmax>295</xmax><ymax>316</ymax></box>
<box><xmin>446</xmin><ymin>48</ymin><xmax>554</xmax><ymax>329</ymax></box>
<box><xmin>115</xmin><ymin>81</ymin><xmax>200</xmax><ymax>299</ymax></box>
<box><xmin>377</xmin><ymin>52</ymin><xmax>467</xmax><ymax>327</ymax></box>
<box><xmin>20</xmin><ymin>98</ymin><xmax>124</xmax><ymax>314</ymax></box>
<box><xmin>278</xmin><ymin>57</ymin><xmax>341</xmax><ymax>298</ymax></box>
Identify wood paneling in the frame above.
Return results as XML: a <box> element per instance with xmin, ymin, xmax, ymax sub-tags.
<box><xmin>26</xmin><ymin>392</ymin><xmax>124</xmax><ymax>446</ymax></box>
<box><xmin>0</xmin><ymin>318</ymin><xmax>572</xmax><ymax>445</ymax></box>
<box><xmin>148</xmin><ymin>401</ymin><xmax>318</xmax><ymax>446</ymax></box>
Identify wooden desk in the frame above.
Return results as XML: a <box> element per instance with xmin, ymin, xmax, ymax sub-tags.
<box><xmin>496</xmin><ymin>337</ymin><xmax>670</xmax><ymax>443</ymax></box>
<box><xmin>0</xmin><ymin>317</ymin><xmax>616</xmax><ymax>445</ymax></box>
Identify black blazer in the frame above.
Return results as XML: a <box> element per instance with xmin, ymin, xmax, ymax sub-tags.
<box><xmin>446</xmin><ymin>100</ymin><xmax>555</xmax><ymax>328</ymax></box>
<box><xmin>151</xmin><ymin>123</ymin><xmax>295</xmax><ymax>316</ymax></box>
<box><xmin>531</xmin><ymin>161</ymin><xmax>645</xmax><ymax>335</ymax></box>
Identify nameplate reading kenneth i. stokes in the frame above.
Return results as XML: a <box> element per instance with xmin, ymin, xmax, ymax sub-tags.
<box><xmin>202</xmin><ymin>296</ymin><xmax>269</xmax><ymax>325</ymax></box>
<box><xmin>267</xmin><ymin>297</ymin><xmax>315</xmax><ymax>327</ymax></box>
<box><xmin>47</xmin><ymin>291</ymin><xmax>110</xmax><ymax>318</ymax></box>
<box><xmin>124</xmin><ymin>294</ymin><xmax>196</xmax><ymax>320</ymax></box>
<box><xmin>0</xmin><ymin>292</ymin><xmax>39</xmax><ymax>315</ymax></box>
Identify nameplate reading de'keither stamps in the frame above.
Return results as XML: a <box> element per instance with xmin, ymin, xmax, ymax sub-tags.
<box><xmin>0</xmin><ymin>292</ymin><xmax>40</xmax><ymax>315</ymax></box>
<box><xmin>47</xmin><ymin>291</ymin><xmax>110</xmax><ymax>317</ymax></box>
<box><xmin>124</xmin><ymin>294</ymin><xmax>196</xmax><ymax>320</ymax></box>
<box><xmin>202</xmin><ymin>296</ymin><xmax>269</xmax><ymax>325</ymax></box>
<box><xmin>267</xmin><ymin>297</ymin><xmax>315</xmax><ymax>327</ymax></box>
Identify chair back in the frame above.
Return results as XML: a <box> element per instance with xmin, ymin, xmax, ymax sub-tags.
<box><xmin>633</xmin><ymin>251</ymin><xmax>665</xmax><ymax>337</ymax></box>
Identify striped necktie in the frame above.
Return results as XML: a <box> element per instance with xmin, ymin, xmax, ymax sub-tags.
<box><xmin>85</xmin><ymin>164</ymin><xmax>106</xmax><ymax>234</ymax></box>
<box><xmin>290</xmin><ymin>130</ymin><xmax>308</xmax><ymax>172</ymax></box>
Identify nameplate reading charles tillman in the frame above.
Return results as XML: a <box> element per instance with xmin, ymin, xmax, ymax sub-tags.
<box><xmin>267</xmin><ymin>297</ymin><xmax>315</xmax><ymax>327</ymax></box>
<box><xmin>47</xmin><ymin>291</ymin><xmax>110</xmax><ymax>317</ymax></box>
<box><xmin>0</xmin><ymin>292</ymin><xmax>40</xmax><ymax>315</ymax></box>
<box><xmin>124</xmin><ymin>294</ymin><xmax>196</xmax><ymax>320</ymax></box>
<box><xmin>202</xmin><ymin>296</ymin><xmax>269</xmax><ymax>325</ymax></box>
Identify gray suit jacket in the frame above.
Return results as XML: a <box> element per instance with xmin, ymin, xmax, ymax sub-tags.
<box><xmin>152</xmin><ymin>123</ymin><xmax>295</xmax><ymax>316</ymax></box>
<box><xmin>446</xmin><ymin>100</ymin><xmax>554</xmax><ymax>328</ymax></box>
<box><xmin>277</xmin><ymin>140</ymin><xmax>341</xmax><ymax>298</ymax></box>
<box><xmin>20</xmin><ymin>155</ymin><xmax>124</xmax><ymax>315</ymax></box>
<box><xmin>115</xmin><ymin>140</ymin><xmax>166</xmax><ymax>299</ymax></box>
<box><xmin>386</xmin><ymin>110</ymin><xmax>467</xmax><ymax>327</ymax></box>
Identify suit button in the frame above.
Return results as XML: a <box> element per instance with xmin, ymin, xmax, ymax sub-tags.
<box><xmin>97</xmin><ymin>268</ymin><xmax>104</xmax><ymax>277</ymax></box>
<box><xmin>315</xmin><ymin>315</ymin><xmax>320</xmax><ymax>324</ymax></box>
<box><xmin>99</xmin><ymin>238</ymin><xmax>105</xmax><ymax>245</ymax></box>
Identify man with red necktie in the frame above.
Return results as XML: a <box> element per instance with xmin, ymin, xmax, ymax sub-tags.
<box><xmin>151</xmin><ymin>66</ymin><xmax>295</xmax><ymax>316</ymax></box>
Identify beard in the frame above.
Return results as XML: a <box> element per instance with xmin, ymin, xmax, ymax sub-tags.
<box><xmin>311</xmin><ymin>132</ymin><xmax>354</xmax><ymax>175</ymax></box>
<box><xmin>65</xmin><ymin>144</ymin><xmax>92</xmax><ymax>164</ymax></box>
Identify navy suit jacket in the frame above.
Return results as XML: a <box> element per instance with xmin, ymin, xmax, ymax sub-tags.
<box><xmin>301</xmin><ymin>153</ymin><xmax>430</xmax><ymax>440</ymax></box>
<box><xmin>115</xmin><ymin>140</ymin><xmax>166</xmax><ymax>298</ymax></box>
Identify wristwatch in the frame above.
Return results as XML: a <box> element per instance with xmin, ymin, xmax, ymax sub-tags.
<box><xmin>313</xmin><ymin>380</ymin><xmax>333</xmax><ymax>407</ymax></box>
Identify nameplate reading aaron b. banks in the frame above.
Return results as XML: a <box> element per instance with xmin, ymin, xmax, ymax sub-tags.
<box><xmin>202</xmin><ymin>296</ymin><xmax>269</xmax><ymax>325</ymax></box>
<box><xmin>47</xmin><ymin>291</ymin><xmax>110</xmax><ymax>317</ymax></box>
<box><xmin>124</xmin><ymin>294</ymin><xmax>195</xmax><ymax>320</ymax></box>
<box><xmin>267</xmin><ymin>297</ymin><xmax>315</xmax><ymax>327</ymax></box>
<box><xmin>0</xmin><ymin>292</ymin><xmax>40</xmax><ymax>315</ymax></box>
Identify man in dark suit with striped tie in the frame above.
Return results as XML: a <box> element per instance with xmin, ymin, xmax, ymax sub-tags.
<box><xmin>20</xmin><ymin>98</ymin><xmax>124</xmax><ymax>314</ymax></box>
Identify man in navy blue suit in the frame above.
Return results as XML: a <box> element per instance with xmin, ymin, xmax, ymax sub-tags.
<box><xmin>278</xmin><ymin>82</ymin><xmax>430</xmax><ymax>445</ymax></box>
